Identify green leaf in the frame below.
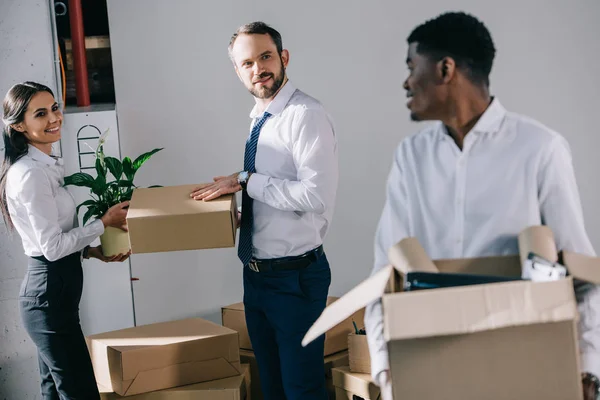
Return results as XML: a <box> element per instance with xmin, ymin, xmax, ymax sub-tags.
<box><xmin>122</xmin><ymin>188</ymin><xmax>134</xmax><ymax>201</ymax></box>
<box><xmin>82</xmin><ymin>206</ymin><xmax>99</xmax><ymax>226</ymax></box>
<box><xmin>76</xmin><ymin>200</ymin><xmax>97</xmax><ymax>214</ymax></box>
<box><xmin>133</xmin><ymin>148</ymin><xmax>163</xmax><ymax>171</ymax></box>
<box><xmin>95</xmin><ymin>157</ymin><xmax>106</xmax><ymax>180</ymax></box>
<box><xmin>119</xmin><ymin>180</ymin><xmax>134</xmax><ymax>187</ymax></box>
<box><xmin>63</xmin><ymin>173</ymin><xmax>95</xmax><ymax>188</ymax></box>
<box><xmin>105</xmin><ymin>157</ymin><xmax>123</xmax><ymax>181</ymax></box>
<box><xmin>123</xmin><ymin>157</ymin><xmax>134</xmax><ymax>181</ymax></box>
<box><xmin>91</xmin><ymin>173</ymin><xmax>107</xmax><ymax>197</ymax></box>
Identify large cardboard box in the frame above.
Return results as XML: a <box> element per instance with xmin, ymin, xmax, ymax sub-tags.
<box><xmin>348</xmin><ymin>333</ymin><xmax>370</xmax><ymax>374</ymax></box>
<box><xmin>332</xmin><ymin>366</ymin><xmax>380</xmax><ymax>400</ymax></box>
<box><xmin>127</xmin><ymin>185</ymin><xmax>237</xmax><ymax>254</ymax></box>
<box><xmin>240</xmin><ymin>349</ymin><xmax>348</xmax><ymax>400</ymax></box>
<box><xmin>303</xmin><ymin>226</ymin><xmax>600</xmax><ymax>400</ymax></box>
<box><xmin>222</xmin><ymin>297</ymin><xmax>365</xmax><ymax>355</ymax></box>
<box><xmin>87</xmin><ymin>318</ymin><xmax>243</xmax><ymax>396</ymax></box>
<box><xmin>98</xmin><ymin>364</ymin><xmax>251</xmax><ymax>399</ymax></box>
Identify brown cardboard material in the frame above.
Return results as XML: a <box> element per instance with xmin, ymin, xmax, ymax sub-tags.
<box><xmin>240</xmin><ymin>349</ymin><xmax>348</xmax><ymax>400</ymax></box>
<box><xmin>222</xmin><ymin>297</ymin><xmax>364</xmax><ymax>356</ymax></box>
<box><xmin>348</xmin><ymin>333</ymin><xmax>370</xmax><ymax>374</ymax></box>
<box><xmin>87</xmin><ymin>318</ymin><xmax>242</xmax><ymax>396</ymax></box>
<box><xmin>98</xmin><ymin>364</ymin><xmax>250</xmax><ymax>399</ymax></box>
<box><xmin>332</xmin><ymin>367</ymin><xmax>380</xmax><ymax>400</ymax></box>
<box><xmin>303</xmin><ymin>226</ymin><xmax>594</xmax><ymax>400</ymax></box>
<box><xmin>127</xmin><ymin>185</ymin><xmax>237</xmax><ymax>254</ymax></box>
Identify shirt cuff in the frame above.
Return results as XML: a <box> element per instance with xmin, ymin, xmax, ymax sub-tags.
<box><xmin>90</xmin><ymin>218</ymin><xmax>105</xmax><ymax>236</ymax></box>
<box><xmin>582</xmin><ymin>352</ymin><xmax>600</xmax><ymax>379</ymax></box>
<box><xmin>246</xmin><ymin>173</ymin><xmax>268</xmax><ymax>203</ymax></box>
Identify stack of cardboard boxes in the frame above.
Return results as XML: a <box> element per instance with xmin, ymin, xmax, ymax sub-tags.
<box><xmin>222</xmin><ymin>297</ymin><xmax>365</xmax><ymax>399</ymax></box>
<box><xmin>87</xmin><ymin>318</ymin><xmax>251</xmax><ymax>399</ymax></box>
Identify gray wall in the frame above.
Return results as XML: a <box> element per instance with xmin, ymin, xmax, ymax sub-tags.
<box><xmin>106</xmin><ymin>0</ymin><xmax>600</xmax><ymax>325</ymax></box>
<box><xmin>0</xmin><ymin>1</ymin><xmax>57</xmax><ymax>398</ymax></box>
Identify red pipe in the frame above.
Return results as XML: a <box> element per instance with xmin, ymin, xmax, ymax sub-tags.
<box><xmin>68</xmin><ymin>0</ymin><xmax>90</xmax><ymax>107</ymax></box>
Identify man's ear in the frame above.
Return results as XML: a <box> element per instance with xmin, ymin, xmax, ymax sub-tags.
<box><xmin>437</xmin><ymin>57</ymin><xmax>456</xmax><ymax>83</ymax></box>
<box><xmin>234</xmin><ymin>65</ymin><xmax>243</xmax><ymax>82</ymax></box>
<box><xmin>281</xmin><ymin>49</ymin><xmax>290</xmax><ymax>69</ymax></box>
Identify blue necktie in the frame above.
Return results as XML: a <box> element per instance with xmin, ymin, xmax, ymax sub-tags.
<box><xmin>238</xmin><ymin>112</ymin><xmax>271</xmax><ymax>266</ymax></box>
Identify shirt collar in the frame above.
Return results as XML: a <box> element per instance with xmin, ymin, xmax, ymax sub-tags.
<box><xmin>249</xmin><ymin>80</ymin><xmax>297</xmax><ymax>119</ymax></box>
<box><xmin>469</xmin><ymin>97</ymin><xmax>506</xmax><ymax>134</ymax></box>
<box><xmin>27</xmin><ymin>144</ymin><xmax>60</xmax><ymax>166</ymax></box>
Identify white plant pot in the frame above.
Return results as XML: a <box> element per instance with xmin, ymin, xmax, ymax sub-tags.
<box><xmin>100</xmin><ymin>226</ymin><xmax>131</xmax><ymax>257</ymax></box>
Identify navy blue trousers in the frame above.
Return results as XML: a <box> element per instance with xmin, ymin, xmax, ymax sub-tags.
<box><xmin>243</xmin><ymin>251</ymin><xmax>331</xmax><ymax>400</ymax></box>
<box><xmin>20</xmin><ymin>253</ymin><xmax>100</xmax><ymax>400</ymax></box>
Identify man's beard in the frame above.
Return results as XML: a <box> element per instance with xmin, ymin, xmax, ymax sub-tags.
<box><xmin>248</xmin><ymin>64</ymin><xmax>285</xmax><ymax>99</ymax></box>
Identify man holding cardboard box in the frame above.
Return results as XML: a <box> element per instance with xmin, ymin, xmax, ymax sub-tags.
<box><xmin>364</xmin><ymin>11</ymin><xmax>600</xmax><ymax>399</ymax></box>
<box><xmin>191</xmin><ymin>22</ymin><xmax>338</xmax><ymax>400</ymax></box>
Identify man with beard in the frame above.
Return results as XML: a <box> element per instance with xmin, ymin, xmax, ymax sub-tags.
<box><xmin>191</xmin><ymin>22</ymin><xmax>338</xmax><ymax>400</ymax></box>
<box><xmin>364</xmin><ymin>11</ymin><xmax>600</xmax><ymax>400</ymax></box>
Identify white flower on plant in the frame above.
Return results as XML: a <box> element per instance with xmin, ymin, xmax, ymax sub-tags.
<box><xmin>95</xmin><ymin>128</ymin><xmax>110</xmax><ymax>168</ymax></box>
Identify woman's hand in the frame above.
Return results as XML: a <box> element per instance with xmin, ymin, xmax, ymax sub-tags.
<box><xmin>100</xmin><ymin>201</ymin><xmax>130</xmax><ymax>231</ymax></box>
<box><xmin>87</xmin><ymin>246</ymin><xmax>131</xmax><ymax>262</ymax></box>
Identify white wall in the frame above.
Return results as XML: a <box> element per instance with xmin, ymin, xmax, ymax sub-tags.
<box><xmin>0</xmin><ymin>1</ymin><xmax>57</xmax><ymax>398</ymax></box>
<box><xmin>106</xmin><ymin>0</ymin><xmax>600</xmax><ymax>326</ymax></box>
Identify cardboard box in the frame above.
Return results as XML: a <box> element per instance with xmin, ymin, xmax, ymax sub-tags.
<box><xmin>240</xmin><ymin>349</ymin><xmax>348</xmax><ymax>400</ymax></box>
<box><xmin>127</xmin><ymin>185</ymin><xmax>237</xmax><ymax>254</ymax></box>
<box><xmin>303</xmin><ymin>226</ymin><xmax>600</xmax><ymax>400</ymax></box>
<box><xmin>222</xmin><ymin>297</ymin><xmax>365</xmax><ymax>355</ymax></box>
<box><xmin>87</xmin><ymin>318</ymin><xmax>243</xmax><ymax>396</ymax></box>
<box><xmin>98</xmin><ymin>364</ymin><xmax>250</xmax><ymax>399</ymax></box>
<box><xmin>332</xmin><ymin>366</ymin><xmax>380</xmax><ymax>400</ymax></box>
<box><xmin>348</xmin><ymin>333</ymin><xmax>370</xmax><ymax>374</ymax></box>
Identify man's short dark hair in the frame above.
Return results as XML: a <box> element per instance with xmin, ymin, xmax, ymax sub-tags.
<box><xmin>408</xmin><ymin>12</ymin><xmax>496</xmax><ymax>86</ymax></box>
<box><xmin>228</xmin><ymin>21</ymin><xmax>283</xmax><ymax>59</ymax></box>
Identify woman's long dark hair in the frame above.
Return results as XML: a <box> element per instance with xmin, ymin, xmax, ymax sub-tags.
<box><xmin>1</xmin><ymin>82</ymin><xmax>54</xmax><ymax>229</ymax></box>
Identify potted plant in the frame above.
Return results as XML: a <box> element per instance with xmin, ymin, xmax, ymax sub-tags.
<box><xmin>64</xmin><ymin>129</ymin><xmax>163</xmax><ymax>256</ymax></box>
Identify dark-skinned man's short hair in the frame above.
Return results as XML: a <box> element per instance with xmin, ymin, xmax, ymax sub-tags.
<box><xmin>408</xmin><ymin>12</ymin><xmax>496</xmax><ymax>87</ymax></box>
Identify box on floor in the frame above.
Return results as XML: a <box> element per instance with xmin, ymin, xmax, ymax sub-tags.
<box><xmin>222</xmin><ymin>296</ymin><xmax>365</xmax><ymax>356</ymax></box>
<box><xmin>87</xmin><ymin>317</ymin><xmax>242</xmax><ymax>396</ymax></box>
<box><xmin>127</xmin><ymin>185</ymin><xmax>237</xmax><ymax>254</ymax></box>
<box><xmin>303</xmin><ymin>226</ymin><xmax>600</xmax><ymax>400</ymax></box>
<box><xmin>332</xmin><ymin>366</ymin><xmax>380</xmax><ymax>400</ymax></box>
<box><xmin>98</xmin><ymin>364</ymin><xmax>250</xmax><ymax>399</ymax></box>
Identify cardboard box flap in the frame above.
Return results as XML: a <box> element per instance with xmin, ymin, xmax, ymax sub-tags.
<box><xmin>518</xmin><ymin>226</ymin><xmax>558</xmax><ymax>266</ymax></box>
<box><xmin>388</xmin><ymin>237</ymin><xmax>438</xmax><ymax>275</ymax></box>
<box><xmin>222</xmin><ymin>302</ymin><xmax>245</xmax><ymax>312</ymax></box>
<box><xmin>122</xmin><ymin>357</ymin><xmax>241</xmax><ymax>396</ymax></box>
<box><xmin>127</xmin><ymin>185</ymin><xmax>234</xmax><ymax>219</ymax></box>
<box><xmin>563</xmin><ymin>251</ymin><xmax>600</xmax><ymax>284</ymax></box>
<box><xmin>383</xmin><ymin>278</ymin><xmax>577</xmax><ymax>341</ymax></box>
<box><xmin>302</xmin><ymin>265</ymin><xmax>394</xmax><ymax>347</ymax></box>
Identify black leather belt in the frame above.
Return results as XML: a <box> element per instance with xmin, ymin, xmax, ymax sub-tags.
<box><xmin>247</xmin><ymin>245</ymin><xmax>324</xmax><ymax>272</ymax></box>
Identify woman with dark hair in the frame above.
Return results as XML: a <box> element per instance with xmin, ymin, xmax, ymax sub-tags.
<box><xmin>1</xmin><ymin>81</ymin><xmax>130</xmax><ymax>399</ymax></box>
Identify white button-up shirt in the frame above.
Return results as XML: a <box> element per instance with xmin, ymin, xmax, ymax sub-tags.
<box><xmin>6</xmin><ymin>145</ymin><xmax>104</xmax><ymax>262</ymax></box>
<box><xmin>246</xmin><ymin>81</ymin><xmax>338</xmax><ymax>259</ymax></box>
<box><xmin>365</xmin><ymin>98</ymin><xmax>600</xmax><ymax>383</ymax></box>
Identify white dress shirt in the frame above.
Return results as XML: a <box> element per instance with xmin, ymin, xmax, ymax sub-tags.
<box><xmin>365</xmin><ymin>98</ymin><xmax>600</xmax><ymax>384</ymax></box>
<box><xmin>246</xmin><ymin>81</ymin><xmax>338</xmax><ymax>259</ymax></box>
<box><xmin>6</xmin><ymin>145</ymin><xmax>104</xmax><ymax>262</ymax></box>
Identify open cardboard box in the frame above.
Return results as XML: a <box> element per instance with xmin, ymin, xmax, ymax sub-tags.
<box><xmin>126</xmin><ymin>184</ymin><xmax>237</xmax><ymax>254</ymax></box>
<box><xmin>303</xmin><ymin>226</ymin><xmax>600</xmax><ymax>400</ymax></box>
